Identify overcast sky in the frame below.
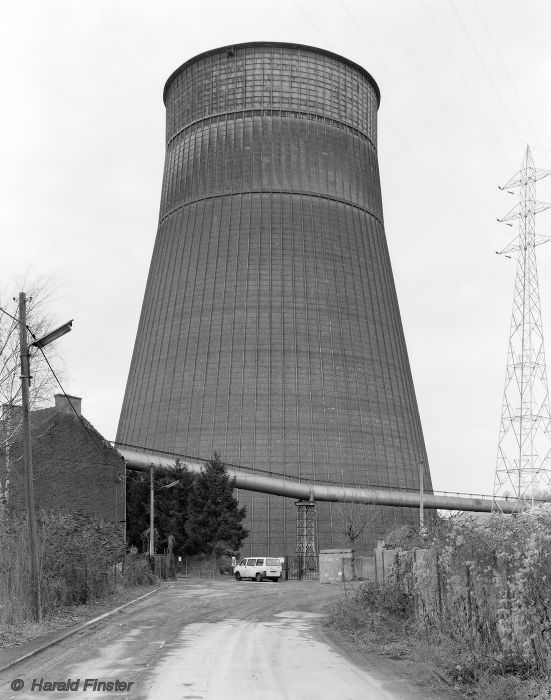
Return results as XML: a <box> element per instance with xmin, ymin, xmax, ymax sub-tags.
<box><xmin>1</xmin><ymin>0</ymin><xmax>550</xmax><ymax>497</ymax></box>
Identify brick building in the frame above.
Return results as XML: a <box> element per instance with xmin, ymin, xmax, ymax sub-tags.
<box><xmin>0</xmin><ymin>394</ymin><xmax>126</xmax><ymax>540</ymax></box>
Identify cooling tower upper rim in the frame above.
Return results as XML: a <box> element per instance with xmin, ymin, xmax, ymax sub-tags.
<box><xmin>163</xmin><ymin>41</ymin><xmax>381</xmax><ymax>108</ymax></box>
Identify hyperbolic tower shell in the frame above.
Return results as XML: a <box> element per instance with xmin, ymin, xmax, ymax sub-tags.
<box><xmin>117</xmin><ymin>42</ymin><xmax>433</xmax><ymax>553</ymax></box>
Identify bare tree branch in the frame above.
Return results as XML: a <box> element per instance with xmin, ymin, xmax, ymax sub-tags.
<box><xmin>333</xmin><ymin>498</ymin><xmax>382</xmax><ymax>550</ymax></box>
<box><xmin>0</xmin><ymin>283</ymin><xmax>64</xmax><ymax>509</ymax></box>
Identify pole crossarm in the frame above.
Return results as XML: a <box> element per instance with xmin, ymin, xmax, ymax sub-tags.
<box><xmin>499</xmin><ymin>166</ymin><xmax>551</xmax><ymax>190</ymax></box>
<box><xmin>498</xmin><ymin>235</ymin><xmax>551</xmax><ymax>256</ymax></box>
<box><xmin>498</xmin><ymin>201</ymin><xmax>551</xmax><ymax>224</ymax></box>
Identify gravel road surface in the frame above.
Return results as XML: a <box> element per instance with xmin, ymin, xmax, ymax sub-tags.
<box><xmin>0</xmin><ymin>578</ymin><xmax>452</xmax><ymax>699</ymax></box>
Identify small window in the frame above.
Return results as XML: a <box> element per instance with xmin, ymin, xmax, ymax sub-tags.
<box><xmin>239</xmin><ymin>559</ymin><xmax>246</xmax><ymax>566</ymax></box>
<box><xmin>266</xmin><ymin>558</ymin><xmax>280</xmax><ymax>566</ymax></box>
<box><xmin>246</xmin><ymin>559</ymin><xmax>256</xmax><ymax>566</ymax></box>
<box><xmin>256</xmin><ymin>559</ymin><xmax>264</xmax><ymax>566</ymax></box>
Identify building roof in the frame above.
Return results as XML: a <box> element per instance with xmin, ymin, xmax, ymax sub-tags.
<box><xmin>1</xmin><ymin>398</ymin><xmax>122</xmax><ymax>465</ymax></box>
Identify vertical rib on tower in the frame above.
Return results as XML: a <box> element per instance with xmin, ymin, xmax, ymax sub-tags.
<box><xmin>117</xmin><ymin>42</ymin><xmax>433</xmax><ymax>553</ymax></box>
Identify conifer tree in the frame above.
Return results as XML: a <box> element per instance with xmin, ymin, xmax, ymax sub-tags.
<box><xmin>126</xmin><ymin>463</ymin><xmax>194</xmax><ymax>554</ymax></box>
<box><xmin>185</xmin><ymin>454</ymin><xmax>248</xmax><ymax>570</ymax></box>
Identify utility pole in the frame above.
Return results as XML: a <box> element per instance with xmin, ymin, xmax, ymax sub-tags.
<box><xmin>19</xmin><ymin>292</ymin><xmax>41</xmax><ymax>622</ymax></box>
<box><xmin>148</xmin><ymin>475</ymin><xmax>180</xmax><ymax>574</ymax></box>
<box><xmin>149</xmin><ymin>465</ymin><xmax>155</xmax><ymax>565</ymax></box>
<box><xmin>419</xmin><ymin>460</ymin><xmax>424</xmax><ymax>532</ymax></box>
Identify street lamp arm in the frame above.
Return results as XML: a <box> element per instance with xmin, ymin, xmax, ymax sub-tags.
<box><xmin>30</xmin><ymin>320</ymin><xmax>73</xmax><ymax>349</ymax></box>
<box><xmin>155</xmin><ymin>479</ymin><xmax>181</xmax><ymax>491</ymax></box>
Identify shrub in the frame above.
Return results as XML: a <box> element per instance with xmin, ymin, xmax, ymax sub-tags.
<box><xmin>0</xmin><ymin>510</ymin><xmax>31</xmax><ymax>623</ymax></box>
<box><xmin>326</xmin><ymin>580</ymin><xmax>414</xmax><ymax>647</ymax></box>
<box><xmin>412</xmin><ymin>505</ymin><xmax>551</xmax><ymax>678</ymax></box>
<box><xmin>0</xmin><ymin>509</ymin><xmax>130</xmax><ymax>624</ymax></box>
<box><xmin>354</xmin><ymin>580</ymin><xmax>413</xmax><ymax>619</ymax></box>
<box><xmin>39</xmin><ymin>510</ymin><xmax>126</xmax><ymax>611</ymax></box>
<box><xmin>326</xmin><ymin>508</ymin><xmax>551</xmax><ymax>697</ymax></box>
<box><xmin>122</xmin><ymin>554</ymin><xmax>157</xmax><ymax>587</ymax></box>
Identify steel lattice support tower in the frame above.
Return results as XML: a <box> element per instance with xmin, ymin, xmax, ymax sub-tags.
<box><xmin>295</xmin><ymin>500</ymin><xmax>316</xmax><ymax>555</ymax></box>
<box><xmin>494</xmin><ymin>146</ymin><xmax>551</xmax><ymax>509</ymax></box>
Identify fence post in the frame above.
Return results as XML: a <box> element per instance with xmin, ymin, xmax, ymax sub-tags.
<box><xmin>413</xmin><ymin>549</ymin><xmax>419</xmax><ymax>620</ymax></box>
<box><xmin>435</xmin><ymin>556</ymin><xmax>443</xmax><ymax>625</ymax></box>
<box><xmin>465</xmin><ymin>563</ymin><xmax>473</xmax><ymax>644</ymax></box>
<box><xmin>375</xmin><ymin>542</ymin><xmax>384</xmax><ymax>584</ymax></box>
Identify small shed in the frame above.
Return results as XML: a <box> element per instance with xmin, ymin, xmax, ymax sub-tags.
<box><xmin>319</xmin><ymin>548</ymin><xmax>353</xmax><ymax>584</ymax></box>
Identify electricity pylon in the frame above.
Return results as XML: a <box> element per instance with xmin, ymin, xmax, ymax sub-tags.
<box><xmin>494</xmin><ymin>146</ymin><xmax>551</xmax><ymax>511</ymax></box>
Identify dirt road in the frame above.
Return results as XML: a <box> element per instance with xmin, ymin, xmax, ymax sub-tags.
<box><xmin>0</xmin><ymin>578</ymin><xmax>451</xmax><ymax>699</ymax></box>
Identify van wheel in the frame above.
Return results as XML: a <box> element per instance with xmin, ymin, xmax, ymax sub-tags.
<box><xmin>255</xmin><ymin>573</ymin><xmax>263</xmax><ymax>582</ymax></box>
<box><xmin>235</xmin><ymin>572</ymin><xmax>241</xmax><ymax>581</ymax></box>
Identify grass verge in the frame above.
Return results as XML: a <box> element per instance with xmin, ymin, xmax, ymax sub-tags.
<box><xmin>324</xmin><ymin>581</ymin><xmax>551</xmax><ymax>700</ymax></box>
<box><xmin>0</xmin><ymin>583</ymin><xmax>158</xmax><ymax>650</ymax></box>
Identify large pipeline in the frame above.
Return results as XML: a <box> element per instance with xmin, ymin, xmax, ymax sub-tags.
<box><xmin>119</xmin><ymin>448</ymin><xmax>522</xmax><ymax>514</ymax></box>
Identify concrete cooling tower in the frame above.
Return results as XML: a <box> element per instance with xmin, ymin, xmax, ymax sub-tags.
<box><xmin>117</xmin><ymin>42</ymin><xmax>433</xmax><ymax>554</ymax></box>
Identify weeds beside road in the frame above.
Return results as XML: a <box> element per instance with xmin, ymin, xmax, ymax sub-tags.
<box><xmin>326</xmin><ymin>504</ymin><xmax>551</xmax><ymax>700</ymax></box>
<box><xmin>326</xmin><ymin>580</ymin><xmax>551</xmax><ymax>698</ymax></box>
<box><xmin>0</xmin><ymin>583</ymin><xmax>158</xmax><ymax>654</ymax></box>
<box><xmin>0</xmin><ymin>509</ymin><xmax>157</xmax><ymax>649</ymax></box>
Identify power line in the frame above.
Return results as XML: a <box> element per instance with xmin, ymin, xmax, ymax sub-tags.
<box><xmin>2</xmin><ymin>303</ymin><xmax>151</xmax><ymax>480</ymax></box>
<box><xmin>293</xmin><ymin>0</ymin><xmax>331</xmax><ymax>49</ymax></box>
<box><xmin>336</xmin><ymin>0</ymin><xmax>496</xmax><ymax>250</ymax></box>
<box><xmin>418</xmin><ymin>0</ymin><xmax>516</xmax><ymax>169</ymax></box>
<box><xmin>373</xmin><ymin>0</ymin><xmax>499</xmax><ymax>189</ymax></box>
<box><xmin>0</xmin><ymin>304</ymin><xmax>22</xmax><ymax>328</ymax></box>
<box><xmin>449</xmin><ymin>0</ymin><xmax>525</xmax><ymax>151</ymax></box>
<box><xmin>34</xmin><ymin>344</ymin><xmax>113</xmax><ymax>464</ymax></box>
<box><xmin>472</xmin><ymin>2</ymin><xmax>544</xmax><ymax>151</ymax></box>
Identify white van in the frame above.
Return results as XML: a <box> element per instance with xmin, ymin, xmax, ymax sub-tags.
<box><xmin>234</xmin><ymin>557</ymin><xmax>283</xmax><ymax>582</ymax></box>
